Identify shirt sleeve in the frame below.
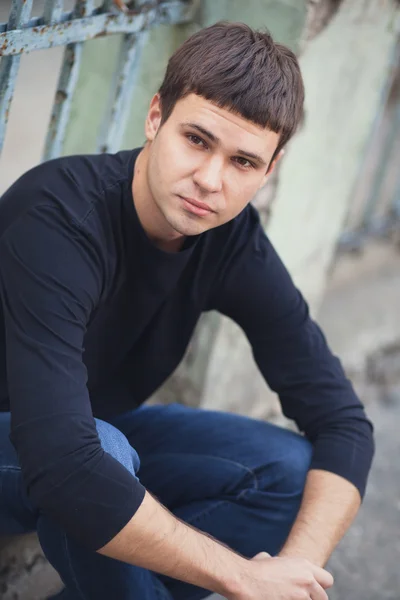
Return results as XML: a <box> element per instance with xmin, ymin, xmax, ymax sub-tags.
<box><xmin>211</xmin><ymin>213</ymin><xmax>374</xmax><ymax>499</ymax></box>
<box><xmin>0</xmin><ymin>205</ymin><xmax>146</xmax><ymax>550</ymax></box>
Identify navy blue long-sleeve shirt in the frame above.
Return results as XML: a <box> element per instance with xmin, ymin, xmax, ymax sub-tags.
<box><xmin>0</xmin><ymin>148</ymin><xmax>374</xmax><ymax>550</ymax></box>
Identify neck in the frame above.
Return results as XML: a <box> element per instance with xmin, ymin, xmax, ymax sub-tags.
<box><xmin>132</xmin><ymin>145</ymin><xmax>185</xmax><ymax>252</ymax></box>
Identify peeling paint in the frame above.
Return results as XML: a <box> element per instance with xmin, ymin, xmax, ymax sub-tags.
<box><xmin>0</xmin><ymin>0</ymin><xmax>195</xmax><ymax>157</ymax></box>
<box><xmin>0</xmin><ymin>1</ymin><xmax>193</xmax><ymax>57</ymax></box>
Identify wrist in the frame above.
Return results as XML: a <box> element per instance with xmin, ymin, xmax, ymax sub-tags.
<box><xmin>216</xmin><ymin>554</ymin><xmax>249</xmax><ymax>599</ymax></box>
<box><xmin>278</xmin><ymin>545</ymin><xmax>325</xmax><ymax>567</ymax></box>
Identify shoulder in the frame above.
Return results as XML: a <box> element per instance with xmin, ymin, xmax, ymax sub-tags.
<box><xmin>0</xmin><ymin>149</ymin><xmax>137</xmax><ymax>237</ymax></box>
<box><xmin>205</xmin><ymin>203</ymin><xmax>300</xmax><ymax>316</ymax></box>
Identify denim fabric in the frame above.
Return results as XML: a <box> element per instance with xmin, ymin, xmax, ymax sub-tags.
<box><xmin>0</xmin><ymin>403</ymin><xmax>312</xmax><ymax>600</ymax></box>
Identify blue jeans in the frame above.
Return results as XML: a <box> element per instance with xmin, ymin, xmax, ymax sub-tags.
<box><xmin>0</xmin><ymin>403</ymin><xmax>312</xmax><ymax>600</ymax></box>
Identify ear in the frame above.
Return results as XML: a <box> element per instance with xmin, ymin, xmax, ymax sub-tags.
<box><xmin>259</xmin><ymin>149</ymin><xmax>285</xmax><ymax>189</ymax></box>
<box><xmin>145</xmin><ymin>93</ymin><xmax>162</xmax><ymax>142</ymax></box>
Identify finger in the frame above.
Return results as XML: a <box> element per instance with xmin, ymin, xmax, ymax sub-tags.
<box><xmin>310</xmin><ymin>580</ymin><xmax>329</xmax><ymax>600</ymax></box>
<box><xmin>312</xmin><ymin>565</ymin><xmax>334</xmax><ymax>589</ymax></box>
<box><xmin>252</xmin><ymin>551</ymin><xmax>271</xmax><ymax>560</ymax></box>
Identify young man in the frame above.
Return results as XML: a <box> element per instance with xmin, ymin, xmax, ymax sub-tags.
<box><xmin>0</xmin><ymin>21</ymin><xmax>373</xmax><ymax>600</ymax></box>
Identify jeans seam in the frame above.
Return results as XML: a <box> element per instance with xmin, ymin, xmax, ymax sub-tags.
<box><xmin>184</xmin><ymin>499</ymin><xmax>229</xmax><ymax>528</ymax></box>
<box><xmin>154</xmin><ymin>578</ymin><xmax>172</xmax><ymax>600</ymax></box>
<box><xmin>179</xmin><ymin>459</ymin><xmax>263</xmax><ymax>527</ymax></box>
<box><xmin>0</xmin><ymin>466</ymin><xmax>20</xmax><ymax>471</ymax></box>
<box><xmin>146</xmin><ymin>452</ymin><xmax>260</xmax><ymax>491</ymax></box>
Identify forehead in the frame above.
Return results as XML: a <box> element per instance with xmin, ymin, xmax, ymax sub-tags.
<box><xmin>170</xmin><ymin>93</ymin><xmax>280</xmax><ymax>156</ymax></box>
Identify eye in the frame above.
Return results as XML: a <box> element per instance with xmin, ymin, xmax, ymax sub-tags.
<box><xmin>233</xmin><ymin>157</ymin><xmax>255</xmax><ymax>169</ymax></box>
<box><xmin>186</xmin><ymin>134</ymin><xmax>207</xmax><ymax>148</ymax></box>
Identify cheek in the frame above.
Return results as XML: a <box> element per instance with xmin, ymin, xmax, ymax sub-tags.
<box><xmin>225</xmin><ymin>174</ymin><xmax>260</xmax><ymax>211</ymax></box>
<box><xmin>157</xmin><ymin>132</ymin><xmax>192</xmax><ymax>181</ymax></box>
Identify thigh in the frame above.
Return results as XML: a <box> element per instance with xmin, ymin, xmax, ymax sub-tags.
<box><xmin>110</xmin><ymin>402</ymin><xmax>311</xmax><ymax>511</ymax></box>
<box><xmin>0</xmin><ymin>411</ymin><xmax>38</xmax><ymax>534</ymax></box>
<box><xmin>112</xmin><ymin>403</ymin><xmax>312</xmax><ymax>600</ymax></box>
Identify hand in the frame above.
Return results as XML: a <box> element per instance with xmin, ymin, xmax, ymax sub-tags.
<box><xmin>228</xmin><ymin>551</ymin><xmax>334</xmax><ymax>600</ymax></box>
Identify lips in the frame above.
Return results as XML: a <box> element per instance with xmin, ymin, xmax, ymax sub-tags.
<box><xmin>181</xmin><ymin>196</ymin><xmax>213</xmax><ymax>212</ymax></box>
<box><xmin>178</xmin><ymin>195</ymin><xmax>214</xmax><ymax>217</ymax></box>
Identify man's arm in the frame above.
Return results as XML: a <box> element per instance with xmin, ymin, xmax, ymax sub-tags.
<box><xmin>0</xmin><ymin>205</ymin><xmax>147</xmax><ymax>549</ymax></box>
<box><xmin>99</xmin><ymin>489</ymin><xmax>245</xmax><ymax>596</ymax></box>
<box><xmin>279</xmin><ymin>470</ymin><xmax>360</xmax><ymax>566</ymax></box>
<box><xmin>210</xmin><ymin>207</ymin><xmax>374</xmax><ymax>563</ymax></box>
<box><xmin>98</xmin><ymin>488</ymin><xmax>334</xmax><ymax>599</ymax></box>
<box><xmin>0</xmin><ymin>204</ymin><xmax>333</xmax><ymax>599</ymax></box>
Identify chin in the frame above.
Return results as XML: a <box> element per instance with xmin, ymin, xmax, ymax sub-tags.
<box><xmin>168</xmin><ymin>213</ymin><xmax>212</xmax><ymax>237</ymax></box>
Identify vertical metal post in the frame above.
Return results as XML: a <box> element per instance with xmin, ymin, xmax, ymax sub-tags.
<box><xmin>0</xmin><ymin>0</ymin><xmax>33</xmax><ymax>156</ymax></box>
<box><xmin>43</xmin><ymin>0</ymin><xmax>102</xmax><ymax>160</ymax></box>
<box><xmin>43</xmin><ymin>43</ymin><xmax>83</xmax><ymax>161</ymax></box>
<box><xmin>96</xmin><ymin>31</ymin><xmax>148</xmax><ymax>154</ymax></box>
<box><xmin>101</xmin><ymin>0</ymin><xmax>117</xmax><ymax>11</ymax></box>
<box><xmin>43</xmin><ymin>0</ymin><xmax>64</xmax><ymax>24</ymax></box>
<box><xmin>74</xmin><ymin>0</ymin><xmax>95</xmax><ymax>18</ymax></box>
<box><xmin>43</xmin><ymin>1</ymin><xmax>97</xmax><ymax>160</ymax></box>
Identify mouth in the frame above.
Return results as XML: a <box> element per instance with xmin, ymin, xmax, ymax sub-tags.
<box><xmin>178</xmin><ymin>195</ymin><xmax>214</xmax><ymax>217</ymax></box>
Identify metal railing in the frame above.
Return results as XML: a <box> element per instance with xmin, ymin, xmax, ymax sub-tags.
<box><xmin>0</xmin><ymin>1</ymin><xmax>398</xmax><ymax>253</ymax></box>
<box><xmin>0</xmin><ymin>0</ymin><xmax>196</xmax><ymax>161</ymax></box>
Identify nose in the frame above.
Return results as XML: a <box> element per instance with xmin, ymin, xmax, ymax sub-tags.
<box><xmin>193</xmin><ymin>155</ymin><xmax>223</xmax><ymax>194</ymax></box>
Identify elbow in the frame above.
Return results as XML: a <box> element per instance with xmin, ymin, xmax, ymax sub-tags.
<box><xmin>304</xmin><ymin>401</ymin><xmax>374</xmax><ymax>447</ymax></box>
<box><xmin>309</xmin><ymin>415</ymin><xmax>375</xmax><ymax>500</ymax></box>
<box><xmin>11</xmin><ymin>426</ymin><xmax>103</xmax><ymax>516</ymax></box>
<box><xmin>313</xmin><ymin>415</ymin><xmax>374</xmax><ymax>455</ymax></box>
<box><xmin>13</xmin><ymin>427</ymin><xmax>144</xmax><ymax>550</ymax></box>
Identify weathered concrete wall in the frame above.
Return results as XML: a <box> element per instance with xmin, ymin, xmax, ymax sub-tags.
<box><xmin>154</xmin><ymin>0</ymin><xmax>400</xmax><ymax>421</ymax></box>
<box><xmin>268</xmin><ymin>0</ymin><xmax>399</xmax><ymax>314</ymax></box>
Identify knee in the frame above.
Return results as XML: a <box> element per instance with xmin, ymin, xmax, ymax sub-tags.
<box><xmin>269</xmin><ymin>433</ymin><xmax>312</xmax><ymax>496</ymax></box>
<box><xmin>94</xmin><ymin>419</ymin><xmax>141</xmax><ymax>478</ymax></box>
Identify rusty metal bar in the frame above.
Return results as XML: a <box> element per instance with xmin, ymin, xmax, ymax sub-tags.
<box><xmin>0</xmin><ymin>57</ymin><xmax>19</xmax><ymax>154</ymax></box>
<box><xmin>1</xmin><ymin>15</ymin><xmax>71</xmax><ymax>35</ymax></box>
<box><xmin>100</xmin><ymin>0</ymin><xmax>117</xmax><ymax>12</ymax></box>
<box><xmin>7</xmin><ymin>0</ymin><xmax>34</xmax><ymax>29</ymax></box>
<box><xmin>44</xmin><ymin>0</ymin><xmax>65</xmax><ymax>24</ymax></box>
<box><xmin>0</xmin><ymin>0</ymin><xmax>33</xmax><ymax>155</ymax></box>
<box><xmin>74</xmin><ymin>0</ymin><xmax>95</xmax><ymax>19</ymax></box>
<box><xmin>96</xmin><ymin>31</ymin><xmax>148</xmax><ymax>154</ymax></box>
<box><xmin>0</xmin><ymin>2</ymin><xmax>193</xmax><ymax>57</ymax></box>
<box><xmin>1</xmin><ymin>0</ymin><xmax>196</xmax><ymax>162</ymax></box>
<box><xmin>42</xmin><ymin>4</ymin><xmax>90</xmax><ymax>161</ymax></box>
<box><xmin>43</xmin><ymin>42</ymin><xmax>83</xmax><ymax>161</ymax></box>
<box><xmin>43</xmin><ymin>0</ymin><xmax>65</xmax><ymax>24</ymax></box>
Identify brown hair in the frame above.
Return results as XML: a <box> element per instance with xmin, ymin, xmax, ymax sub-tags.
<box><xmin>158</xmin><ymin>21</ymin><xmax>305</xmax><ymax>161</ymax></box>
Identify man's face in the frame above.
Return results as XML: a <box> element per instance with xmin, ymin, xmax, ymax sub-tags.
<box><xmin>144</xmin><ymin>93</ymin><xmax>281</xmax><ymax>237</ymax></box>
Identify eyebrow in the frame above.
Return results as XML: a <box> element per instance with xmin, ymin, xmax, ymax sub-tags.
<box><xmin>182</xmin><ymin>122</ymin><xmax>268</xmax><ymax>167</ymax></box>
